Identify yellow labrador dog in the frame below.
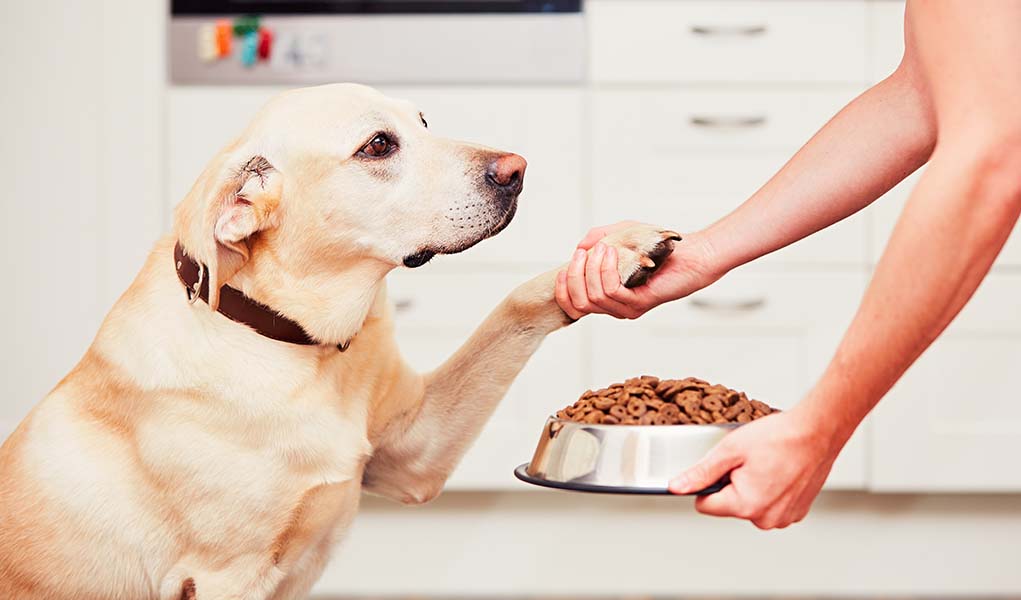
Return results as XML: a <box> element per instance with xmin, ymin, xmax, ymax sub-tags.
<box><xmin>0</xmin><ymin>84</ymin><xmax>680</xmax><ymax>600</ymax></box>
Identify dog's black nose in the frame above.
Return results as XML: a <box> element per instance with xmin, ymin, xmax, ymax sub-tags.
<box><xmin>486</xmin><ymin>153</ymin><xmax>527</xmax><ymax>193</ymax></box>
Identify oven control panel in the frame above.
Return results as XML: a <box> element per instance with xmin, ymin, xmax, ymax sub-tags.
<box><xmin>169</xmin><ymin>11</ymin><xmax>585</xmax><ymax>85</ymax></box>
<box><xmin>192</xmin><ymin>16</ymin><xmax>328</xmax><ymax>70</ymax></box>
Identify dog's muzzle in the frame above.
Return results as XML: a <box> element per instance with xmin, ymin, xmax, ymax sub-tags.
<box><xmin>403</xmin><ymin>250</ymin><xmax>437</xmax><ymax>268</ymax></box>
<box><xmin>402</xmin><ymin>152</ymin><xmax>527</xmax><ymax>269</ymax></box>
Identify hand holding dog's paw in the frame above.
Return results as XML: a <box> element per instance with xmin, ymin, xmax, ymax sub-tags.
<box><xmin>601</xmin><ymin>225</ymin><xmax>683</xmax><ymax>288</ymax></box>
<box><xmin>555</xmin><ymin>222</ymin><xmax>723</xmax><ymax>321</ymax></box>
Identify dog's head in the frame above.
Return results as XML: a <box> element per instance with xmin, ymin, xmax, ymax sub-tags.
<box><xmin>174</xmin><ymin>83</ymin><xmax>525</xmax><ymax>315</ymax></box>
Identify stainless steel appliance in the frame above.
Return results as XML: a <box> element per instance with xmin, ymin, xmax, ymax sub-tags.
<box><xmin>169</xmin><ymin>0</ymin><xmax>585</xmax><ymax>84</ymax></box>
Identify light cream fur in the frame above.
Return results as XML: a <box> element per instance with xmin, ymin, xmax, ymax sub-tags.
<box><xmin>0</xmin><ymin>84</ymin><xmax>679</xmax><ymax>600</ymax></box>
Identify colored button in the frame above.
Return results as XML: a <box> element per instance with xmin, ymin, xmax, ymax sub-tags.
<box><xmin>257</xmin><ymin>27</ymin><xmax>273</xmax><ymax>61</ymax></box>
<box><xmin>214</xmin><ymin>19</ymin><xmax>232</xmax><ymax>57</ymax></box>
<box><xmin>197</xmin><ymin>24</ymin><xmax>218</xmax><ymax>62</ymax></box>
<box><xmin>240</xmin><ymin>30</ymin><xmax>258</xmax><ymax>68</ymax></box>
<box><xmin>233</xmin><ymin>15</ymin><xmax>261</xmax><ymax>37</ymax></box>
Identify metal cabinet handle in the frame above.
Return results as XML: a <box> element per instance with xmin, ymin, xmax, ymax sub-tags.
<box><xmin>690</xmin><ymin>24</ymin><xmax>768</xmax><ymax>36</ymax></box>
<box><xmin>690</xmin><ymin>297</ymin><xmax>767</xmax><ymax>312</ymax></box>
<box><xmin>394</xmin><ymin>298</ymin><xmax>415</xmax><ymax>313</ymax></box>
<box><xmin>690</xmin><ymin>115</ymin><xmax>767</xmax><ymax>129</ymax></box>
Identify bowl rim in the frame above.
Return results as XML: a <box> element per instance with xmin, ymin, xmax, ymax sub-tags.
<box><xmin>547</xmin><ymin>415</ymin><xmax>743</xmax><ymax>430</ymax></box>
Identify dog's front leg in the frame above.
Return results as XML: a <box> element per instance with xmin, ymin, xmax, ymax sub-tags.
<box><xmin>363</xmin><ymin>269</ymin><xmax>570</xmax><ymax>504</ymax></box>
<box><xmin>364</xmin><ymin>225</ymin><xmax>681</xmax><ymax>504</ymax></box>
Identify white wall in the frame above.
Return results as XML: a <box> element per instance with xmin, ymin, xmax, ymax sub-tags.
<box><xmin>0</xmin><ymin>0</ymin><xmax>164</xmax><ymax>434</ymax></box>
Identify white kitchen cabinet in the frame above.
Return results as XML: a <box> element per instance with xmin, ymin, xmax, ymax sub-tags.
<box><xmin>870</xmin><ymin>273</ymin><xmax>1021</xmax><ymax>491</ymax></box>
<box><xmin>167</xmin><ymin>86</ymin><xmax>584</xmax><ymax>266</ymax></box>
<box><xmin>388</xmin><ymin>265</ymin><xmax>584</xmax><ymax>490</ymax></box>
<box><xmin>591</xmin><ymin>89</ymin><xmax>869</xmax><ymax>266</ymax></box>
<box><xmin>588</xmin><ymin>269</ymin><xmax>870</xmax><ymax>489</ymax></box>
<box><xmin>589</xmin><ymin>0</ymin><xmax>868</xmax><ymax>84</ymax></box>
<box><xmin>867</xmin><ymin>0</ymin><xmax>906</xmax><ymax>83</ymax></box>
<box><xmin>870</xmin><ymin>170</ymin><xmax>1021</xmax><ymax>267</ymax></box>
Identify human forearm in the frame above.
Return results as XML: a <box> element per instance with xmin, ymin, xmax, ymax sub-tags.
<box><xmin>558</xmin><ymin>66</ymin><xmax>938</xmax><ymax>319</ymax></box>
<box><xmin>672</xmin><ymin>141</ymin><xmax>1021</xmax><ymax>525</ymax></box>
<box><xmin>704</xmin><ymin>67</ymin><xmax>937</xmax><ymax>274</ymax></box>
<box><xmin>799</xmin><ymin>142</ymin><xmax>1021</xmax><ymax>445</ymax></box>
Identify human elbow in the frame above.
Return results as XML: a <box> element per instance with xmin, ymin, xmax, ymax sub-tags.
<box><xmin>937</xmin><ymin>127</ymin><xmax>1021</xmax><ymax>226</ymax></box>
<box><xmin>967</xmin><ymin>128</ymin><xmax>1021</xmax><ymax>203</ymax></box>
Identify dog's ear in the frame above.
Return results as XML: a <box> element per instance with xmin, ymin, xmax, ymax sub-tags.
<box><xmin>175</xmin><ymin>153</ymin><xmax>282</xmax><ymax>311</ymax></box>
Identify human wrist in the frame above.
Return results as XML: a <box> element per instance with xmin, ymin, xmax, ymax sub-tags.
<box><xmin>792</xmin><ymin>383</ymin><xmax>862</xmax><ymax>457</ymax></box>
<box><xmin>680</xmin><ymin>229</ymin><xmax>729</xmax><ymax>289</ymax></box>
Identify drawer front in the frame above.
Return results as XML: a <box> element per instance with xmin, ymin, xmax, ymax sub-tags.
<box><xmin>871</xmin><ymin>273</ymin><xmax>1021</xmax><ymax>491</ymax></box>
<box><xmin>388</xmin><ymin>266</ymin><xmax>584</xmax><ymax>490</ymax></box>
<box><xmin>167</xmin><ymin>86</ymin><xmax>584</xmax><ymax>265</ymax></box>
<box><xmin>588</xmin><ymin>270</ymin><xmax>869</xmax><ymax>489</ymax></box>
<box><xmin>592</xmin><ymin>90</ymin><xmax>868</xmax><ymax>265</ymax></box>
<box><xmin>589</xmin><ymin>0</ymin><xmax>867</xmax><ymax>84</ymax></box>
<box><xmin>593</xmin><ymin>89</ymin><xmax>859</xmax><ymax>152</ymax></box>
<box><xmin>869</xmin><ymin>170</ymin><xmax>1021</xmax><ymax>266</ymax></box>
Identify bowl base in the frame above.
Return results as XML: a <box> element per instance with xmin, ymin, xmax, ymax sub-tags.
<box><xmin>513</xmin><ymin>464</ymin><xmax>728</xmax><ymax>496</ymax></box>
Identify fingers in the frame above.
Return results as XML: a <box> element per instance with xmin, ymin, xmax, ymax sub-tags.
<box><xmin>576</xmin><ymin>227</ymin><xmax>610</xmax><ymax>251</ymax></box>
<box><xmin>597</xmin><ymin>246</ymin><xmax>650</xmax><ymax>315</ymax></box>
<box><xmin>695</xmin><ymin>486</ymin><xmax>796</xmax><ymax>529</ymax></box>
<box><xmin>556</xmin><ymin>242</ymin><xmax>654</xmax><ymax>320</ymax></box>
<box><xmin>668</xmin><ymin>442</ymin><xmax>741</xmax><ymax>495</ymax></box>
<box><xmin>585</xmin><ymin>245</ymin><xmax>637</xmax><ymax>317</ymax></box>
<box><xmin>598</xmin><ymin>246</ymin><xmax>625</xmax><ymax>297</ymax></box>
<box><xmin>565</xmin><ymin>248</ymin><xmax>601</xmax><ymax>314</ymax></box>
<box><xmin>555</xmin><ymin>270</ymin><xmax>585</xmax><ymax>321</ymax></box>
<box><xmin>576</xmin><ymin>220</ymin><xmax>639</xmax><ymax>250</ymax></box>
<box><xmin>693</xmin><ymin>485</ymin><xmax>746</xmax><ymax>518</ymax></box>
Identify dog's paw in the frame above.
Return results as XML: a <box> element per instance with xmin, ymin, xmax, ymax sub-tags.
<box><xmin>600</xmin><ymin>225</ymin><xmax>682</xmax><ymax>288</ymax></box>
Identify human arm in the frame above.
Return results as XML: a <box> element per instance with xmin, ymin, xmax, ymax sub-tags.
<box><xmin>669</xmin><ymin>0</ymin><xmax>1021</xmax><ymax>528</ymax></box>
<box><xmin>557</xmin><ymin>52</ymin><xmax>937</xmax><ymax>319</ymax></box>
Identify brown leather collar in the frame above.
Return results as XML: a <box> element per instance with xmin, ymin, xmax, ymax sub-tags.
<box><xmin>174</xmin><ymin>242</ymin><xmax>349</xmax><ymax>352</ymax></box>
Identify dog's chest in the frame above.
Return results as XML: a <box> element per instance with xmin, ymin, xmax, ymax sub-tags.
<box><xmin>137</xmin><ymin>380</ymin><xmax>373</xmax><ymax>557</ymax></box>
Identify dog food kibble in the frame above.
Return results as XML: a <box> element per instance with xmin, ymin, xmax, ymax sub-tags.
<box><xmin>555</xmin><ymin>376</ymin><xmax>779</xmax><ymax>426</ymax></box>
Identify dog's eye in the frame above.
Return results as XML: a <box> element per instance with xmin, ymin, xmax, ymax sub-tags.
<box><xmin>419</xmin><ymin>113</ymin><xmax>428</xmax><ymax>128</ymax></box>
<box><xmin>359</xmin><ymin>133</ymin><xmax>396</xmax><ymax>158</ymax></box>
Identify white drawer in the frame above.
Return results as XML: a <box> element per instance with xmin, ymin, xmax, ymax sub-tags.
<box><xmin>589</xmin><ymin>0</ymin><xmax>868</xmax><ymax>84</ymax></box>
<box><xmin>588</xmin><ymin>269</ymin><xmax>869</xmax><ymax>489</ymax></box>
<box><xmin>593</xmin><ymin>89</ymin><xmax>859</xmax><ymax>152</ymax></box>
<box><xmin>387</xmin><ymin>263</ymin><xmax>560</xmax><ymax>333</ymax></box>
<box><xmin>387</xmin><ymin>265</ymin><xmax>584</xmax><ymax>490</ymax></box>
<box><xmin>166</xmin><ymin>86</ymin><xmax>584</xmax><ymax>265</ymax></box>
<box><xmin>592</xmin><ymin>90</ymin><xmax>868</xmax><ymax>265</ymax></box>
<box><xmin>868</xmin><ymin>169</ymin><xmax>1021</xmax><ymax>266</ymax></box>
<box><xmin>871</xmin><ymin>273</ymin><xmax>1021</xmax><ymax>491</ymax></box>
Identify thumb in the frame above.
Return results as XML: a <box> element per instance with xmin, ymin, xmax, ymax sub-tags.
<box><xmin>577</xmin><ymin>228</ymin><xmax>610</xmax><ymax>250</ymax></box>
<box><xmin>577</xmin><ymin>221</ymin><xmax>638</xmax><ymax>250</ymax></box>
<box><xmin>668</xmin><ymin>443</ymin><xmax>742</xmax><ymax>495</ymax></box>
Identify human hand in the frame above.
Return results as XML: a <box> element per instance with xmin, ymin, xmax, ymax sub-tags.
<box><xmin>668</xmin><ymin>405</ymin><xmax>847</xmax><ymax>529</ymax></box>
<box><xmin>555</xmin><ymin>222</ymin><xmax>723</xmax><ymax>320</ymax></box>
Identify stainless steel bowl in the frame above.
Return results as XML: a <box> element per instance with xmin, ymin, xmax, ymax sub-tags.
<box><xmin>515</xmin><ymin>416</ymin><xmax>737</xmax><ymax>495</ymax></box>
